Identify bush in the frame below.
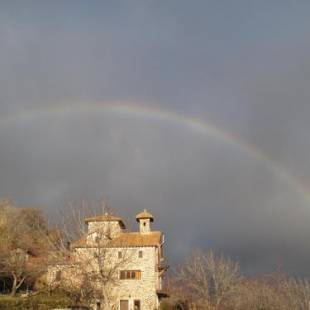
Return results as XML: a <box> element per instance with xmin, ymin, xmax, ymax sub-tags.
<box><xmin>0</xmin><ymin>291</ymin><xmax>73</xmax><ymax>310</ymax></box>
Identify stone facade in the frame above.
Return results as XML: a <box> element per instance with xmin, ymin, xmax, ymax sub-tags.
<box><xmin>49</xmin><ymin>210</ymin><xmax>166</xmax><ymax>310</ymax></box>
<box><xmin>87</xmin><ymin>221</ymin><xmax>124</xmax><ymax>239</ymax></box>
<box><xmin>114</xmin><ymin>246</ymin><xmax>161</xmax><ymax>309</ymax></box>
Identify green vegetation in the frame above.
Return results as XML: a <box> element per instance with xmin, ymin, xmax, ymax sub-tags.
<box><xmin>0</xmin><ymin>291</ymin><xmax>73</xmax><ymax>310</ymax></box>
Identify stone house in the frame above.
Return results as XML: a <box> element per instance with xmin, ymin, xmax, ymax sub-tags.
<box><xmin>48</xmin><ymin>210</ymin><xmax>167</xmax><ymax>310</ymax></box>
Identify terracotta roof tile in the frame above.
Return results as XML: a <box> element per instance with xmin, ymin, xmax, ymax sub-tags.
<box><xmin>70</xmin><ymin>236</ymin><xmax>87</xmax><ymax>248</ymax></box>
<box><xmin>110</xmin><ymin>231</ymin><xmax>161</xmax><ymax>247</ymax></box>
<box><xmin>136</xmin><ymin>209</ymin><xmax>154</xmax><ymax>222</ymax></box>
<box><xmin>84</xmin><ymin>214</ymin><xmax>126</xmax><ymax>228</ymax></box>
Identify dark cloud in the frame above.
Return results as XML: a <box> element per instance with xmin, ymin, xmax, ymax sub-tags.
<box><xmin>1</xmin><ymin>110</ymin><xmax>310</xmax><ymax>275</ymax></box>
<box><xmin>1</xmin><ymin>1</ymin><xmax>310</xmax><ymax>275</ymax></box>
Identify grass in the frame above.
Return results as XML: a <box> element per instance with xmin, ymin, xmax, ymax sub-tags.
<box><xmin>0</xmin><ymin>291</ymin><xmax>73</xmax><ymax>310</ymax></box>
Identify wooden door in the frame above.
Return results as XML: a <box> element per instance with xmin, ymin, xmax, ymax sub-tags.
<box><xmin>120</xmin><ymin>300</ymin><xmax>129</xmax><ymax>310</ymax></box>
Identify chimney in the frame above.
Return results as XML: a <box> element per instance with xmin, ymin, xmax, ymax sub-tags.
<box><xmin>136</xmin><ymin>209</ymin><xmax>154</xmax><ymax>233</ymax></box>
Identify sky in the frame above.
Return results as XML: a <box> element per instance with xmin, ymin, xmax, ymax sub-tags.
<box><xmin>1</xmin><ymin>1</ymin><xmax>310</xmax><ymax>275</ymax></box>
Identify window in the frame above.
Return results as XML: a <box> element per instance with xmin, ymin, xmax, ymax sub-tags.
<box><xmin>118</xmin><ymin>251</ymin><xmax>122</xmax><ymax>259</ymax></box>
<box><xmin>120</xmin><ymin>270</ymin><xmax>141</xmax><ymax>280</ymax></box>
<box><xmin>120</xmin><ymin>300</ymin><xmax>129</xmax><ymax>310</ymax></box>
<box><xmin>134</xmin><ymin>300</ymin><xmax>141</xmax><ymax>310</ymax></box>
<box><xmin>138</xmin><ymin>250</ymin><xmax>143</xmax><ymax>258</ymax></box>
<box><xmin>55</xmin><ymin>270</ymin><xmax>61</xmax><ymax>281</ymax></box>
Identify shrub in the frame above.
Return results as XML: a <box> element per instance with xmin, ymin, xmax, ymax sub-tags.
<box><xmin>0</xmin><ymin>291</ymin><xmax>73</xmax><ymax>310</ymax></box>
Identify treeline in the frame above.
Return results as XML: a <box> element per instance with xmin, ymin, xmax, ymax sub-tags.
<box><xmin>163</xmin><ymin>250</ymin><xmax>310</xmax><ymax>310</ymax></box>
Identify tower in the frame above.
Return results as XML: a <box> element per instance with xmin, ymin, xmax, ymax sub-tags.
<box><xmin>136</xmin><ymin>209</ymin><xmax>154</xmax><ymax>233</ymax></box>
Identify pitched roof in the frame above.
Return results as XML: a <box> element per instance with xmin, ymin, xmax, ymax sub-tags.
<box><xmin>84</xmin><ymin>214</ymin><xmax>126</xmax><ymax>229</ymax></box>
<box><xmin>70</xmin><ymin>236</ymin><xmax>87</xmax><ymax>248</ymax></box>
<box><xmin>110</xmin><ymin>231</ymin><xmax>161</xmax><ymax>247</ymax></box>
<box><xmin>71</xmin><ymin>231</ymin><xmax>161</xmax><ymax>249</ymax></box>
<box><xmin>136</xmin><ymin>209</ymin><xmax>154</xmax><ymax>222</ymax></box>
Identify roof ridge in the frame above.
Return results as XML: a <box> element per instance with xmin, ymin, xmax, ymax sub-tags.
<box><xmin>84</xmin><ymin>214</ymin><xmax>126</xmax><ymax>228</ymax></box>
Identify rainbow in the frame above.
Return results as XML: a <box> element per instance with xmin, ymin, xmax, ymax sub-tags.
<box><xmin>1</xmin><ymin>101</ymin><xmax>309</xmax><ymax>203</ymax></box>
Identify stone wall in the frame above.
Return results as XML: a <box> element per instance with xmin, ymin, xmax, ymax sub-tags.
<box><xmin>88</xmin><ymin>221</ymin><xmax>123</xmax><ymax>238</ymax></box>
<box><xmin>72</xmin><ymin>246</ymin><xmax>160</xmax><ymax>309</ymax></box>
<box><xmin>115</xmin><ymin>246</ymin><xmax>159</xmax><ymax>309</ymax></box>
<box><xmin>48</xmin><ymin>220</ymin><xmax>163</xmax><ymax>310</ymax></box>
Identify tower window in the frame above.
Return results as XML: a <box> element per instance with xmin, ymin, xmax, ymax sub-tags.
<box><xmin>138</xmin><ymin>250</ymin><xmax>143</xmax><ymax>258</ymax></box>
<box><xmin>134</xmin><ymin>300</ymin><xmax>141</xmax><ymax>310</ymax></box>
<box><xmin>55</xmin><ymin>270</ymin><xmax>61</xmax><ymax>281</ymax></box>
<box><xmin>120</xmin><ymin>270</ymin><xmax>141</xmax><ymax>280</ymax></box>
<box><xmin>118</xmin><ymin>251</ymin><xmax>122</xmax><ymax>259</ymax></box>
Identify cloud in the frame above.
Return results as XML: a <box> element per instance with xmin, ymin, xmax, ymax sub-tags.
<box><xmin>1</xmin><ymin>109</ymin><xmax>310</xmax><ymax>275</ymax></box>
<box><xmin>0</xmin><ymin>1</ymin><xmax>310</xmax><ymax>275</ymax></box>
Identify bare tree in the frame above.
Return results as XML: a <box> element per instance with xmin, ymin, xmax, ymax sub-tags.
<box><xmin>223</xmin><ymin>273</ymin><xmax>310</xmax><ymax>310</ymax></box>
<box><xmin>205</xmin><ymin>250</ymin><xmax>240</xmax><ymax>307</ymax></box>
<box><xmin>275</xmin><ymin>275</ymin><xmax>310</xmax><ymax>310</ymax></box>
<box><xmin>0</xmin><ymin>199</ymin><xmax>59</xmax><ymax>296</ymax></box>
<box><xmin>0</xmin><ymin>248</ymin><xmax>28</xmax><ymax>296</ymax></box>
<box><xmin>174</xmin><ymin>249</ymin><xmax>241</xmax><ymax>309</ymax></box>
<box><xmin>0</xmin><ymin>248</ymin><xmax>49</xmax><ymax>296</ymax></box>
<box><xmin>48</xmin><ymin>200</ymin><xmax>133</xmax><ymax>309</ymax></box>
